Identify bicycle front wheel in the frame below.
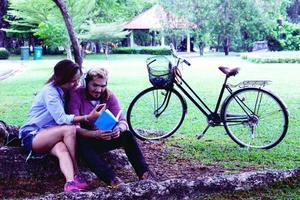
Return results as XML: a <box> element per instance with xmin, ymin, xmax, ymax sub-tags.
<box><xmin>221</xmin><ymin>87</ymin><xmax>288</xmax><ymax>149</ymax></box>
<box><xmin>127</xmin><ymin>87</ymin><xmax>187</xmax><ymax>140</ymax></box>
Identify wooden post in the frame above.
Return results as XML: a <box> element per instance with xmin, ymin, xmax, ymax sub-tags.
<box><xmin>186</xmin><ymin>31</ymin><xmax>190</xmax><ymax>53</ymax></box>
<box><xmin>130</xmin><ymin>31</ymin><xmax>134</xmax><ymax>47</ymax></box>
<box><xmin>160</xmin><ymin>31</ymin><xmax>165</xmax><ymax>46</ymax></box>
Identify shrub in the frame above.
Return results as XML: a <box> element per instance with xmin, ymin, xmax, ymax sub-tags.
<box><xmin>267</xmin><ymin>22</ymin><xmax>300</xmax><ymax>51</ymax></box>
<box><xmin>0</xmin><ymin>48</ymin><xmax>10</xmax><ymax>59</ymax></box>
<box><xmin>112</xmin><ymin>46</ymin><xmax>171</xmax><ymax>55</ymax></box>
<box><xmin>241</xmin><ymin>52</ymin><xmax>300</xmax><ymax>63</ymax></box>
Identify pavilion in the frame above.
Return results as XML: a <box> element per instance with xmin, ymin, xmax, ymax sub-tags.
<box><xmin>124</xmin><ymin>4</ymin><xmax>196</xmax><ymax>52</ymax></box>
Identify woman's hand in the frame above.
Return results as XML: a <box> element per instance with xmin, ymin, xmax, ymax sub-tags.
<box><xmin>88</xmin><ymin>103</ymin><xmax>106</xmax><ymax>121</ymax></box>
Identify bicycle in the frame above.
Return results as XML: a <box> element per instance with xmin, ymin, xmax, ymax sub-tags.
<box><xmin>126</xmin><ymin>45</ymin><xmax>289</xmax><ymax>149</ymax></box>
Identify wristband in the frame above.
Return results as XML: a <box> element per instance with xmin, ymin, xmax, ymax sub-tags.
<box><xmin>84</xmin><ymin>115</ymin><xmax>89</xmax><ymax>122</ymax></box>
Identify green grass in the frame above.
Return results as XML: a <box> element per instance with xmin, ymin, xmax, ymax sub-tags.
<box><xmin>1</xmin><ymin>53</ymin><xmax>300</xmax><ymax>197</ymax></box>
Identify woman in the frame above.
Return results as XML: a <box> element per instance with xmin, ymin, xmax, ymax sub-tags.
<box><xmin>19</xmin><ymin>59</ymin><xmax>104</xmax><ymax>192</ymax></box>
<box><xmin>68</xmin><ymin>67</ymin><xmax>154</xmax><ymax>188</ymax></box>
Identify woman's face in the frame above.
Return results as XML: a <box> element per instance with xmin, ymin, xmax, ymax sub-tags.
<box><xmin>60</xmin><ymin>71</ymin><xmax>81</xmax><ymax>91</ymax></box>
<box><xmin>87</xmin><ymin>77</ymin><xmax>107</xmax><ymax>99</ymax></box>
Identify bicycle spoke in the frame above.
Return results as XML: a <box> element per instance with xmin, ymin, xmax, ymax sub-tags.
<box><xmin>223</xmin><ymin>88</ymin><xmax>288</xmax><ymax>149</ymax></box>
<box><xmin>258</xmin><ymin>109</ymin><xmax>283</xmax><ymax>119</ymax></box>
<box><xmin>128</xmin><ymin>87</ymin><xmax>186</xmax><ymax>140</ymax></box>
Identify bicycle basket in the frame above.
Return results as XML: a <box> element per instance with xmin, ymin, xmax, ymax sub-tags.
<box><xmin>146</xmin><ymin>56</ymin><xmax>173</xmax><ymax>88</ymax></box>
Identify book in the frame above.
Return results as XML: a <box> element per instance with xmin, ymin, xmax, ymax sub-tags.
<box><xmin>94</xmin><ymin>109</ymin><xmax>121</xmax><ymax>131</ymax></box>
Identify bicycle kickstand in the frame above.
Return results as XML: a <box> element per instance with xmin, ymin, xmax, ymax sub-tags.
<box><xmin>196</xmin><ymin>124</ymin><xmax>211</xmax><ymax>139</ymax></box>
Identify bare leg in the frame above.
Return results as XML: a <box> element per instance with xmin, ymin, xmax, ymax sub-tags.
<box><xmin>49</xmin><ymin>142</ymin><xmax>74</xmax><ymax>181</ymax></box>
<box><xmin>32</xmin><ymin>125</ymin><xmax>79</xmax><ymax>175</ymax></box>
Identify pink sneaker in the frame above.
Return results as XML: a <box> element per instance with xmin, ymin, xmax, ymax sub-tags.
<box><xmin>64</xmin><ymin>181</ymin><xmax>80</xmax><ymax>192</ymax></box>
<box><xmin>74</xmin><ymin>174</ymin><xmax>89</xmax><ymax>190</ymax></box>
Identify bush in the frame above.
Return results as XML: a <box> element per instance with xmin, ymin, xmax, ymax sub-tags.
<box><xmin>112</xmin><ymin>47</ymin><xmax>171</xmax><ymax>55</ymax></box>
<box><xmin>267</xmin><ymin>22</ymin><xmax>300</xmax><ymax>51</ymax></box>
<box><xmin>0</xmin><ymin>48</ymin><xmax>10</xmax><ymax>59</ymax></box>
<box><xmin>241</xmin><ymin>51</ymin><xmax>300</xmax><ymax>63</ymax></box>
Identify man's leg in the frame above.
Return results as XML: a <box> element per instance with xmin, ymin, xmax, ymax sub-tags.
<box><xmin>78</xmin><ymin>137</ymin><xmax>116</xmax><ymax>185</ymax></box>
<box><xmin>117</xmin><ymin>131</ymin><xmax>149</xmax><ymax>178</ymax></box>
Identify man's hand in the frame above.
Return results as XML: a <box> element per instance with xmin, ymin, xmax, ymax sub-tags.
<box><xmin>111</xmin><ymin>126</ymin><xmax>121</xmax><ymax>139</ymax></box>
<box><xmin>93</xmin><ymin>130</ymin><xmax>113</xmax><ymax>140</ymax></box>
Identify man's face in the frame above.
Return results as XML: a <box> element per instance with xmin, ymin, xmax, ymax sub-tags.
<box><xmin>87</xmin><ymin>77</ymin><xmax>107</xmax><ymax>99</ymax></box>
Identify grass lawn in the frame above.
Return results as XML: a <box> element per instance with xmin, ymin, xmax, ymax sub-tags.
<box><xmin>1</xmin><ymin>53</ymin><xmax>300</xmax><ymax>197</ymax></box>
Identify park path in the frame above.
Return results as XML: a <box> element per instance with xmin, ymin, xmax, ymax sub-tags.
<box><xmin>0</xmin><ymin>60</ymin><xmax>25</xmax><ymax>81</ymax></box>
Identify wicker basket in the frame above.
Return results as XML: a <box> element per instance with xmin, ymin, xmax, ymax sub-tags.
<box><xmin>146</xmin><ymin>56</ymin><xmax>173</xmax><ymax>87</ymax></box>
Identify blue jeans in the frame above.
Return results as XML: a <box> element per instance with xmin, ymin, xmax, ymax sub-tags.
<box><xmin>78</xmin><ymin>130</ymin><xmax>149</xmax><ymax>184</ymax></box>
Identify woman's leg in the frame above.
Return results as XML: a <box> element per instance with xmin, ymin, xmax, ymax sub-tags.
<box><xmin>32</xmin><ymin>125</ymin><xmax>79</xmax><ymax>175</ymax></box>
<box><xmin>49</xmin><ymin>142</ymin><xmax>74</xmax><ymax>181</ymax></box>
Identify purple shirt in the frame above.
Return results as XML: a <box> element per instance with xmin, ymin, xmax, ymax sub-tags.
<box><xmin>68</xmin><ymin>87</ymin><xmax>126</xmax><ymax>130</ymax></box>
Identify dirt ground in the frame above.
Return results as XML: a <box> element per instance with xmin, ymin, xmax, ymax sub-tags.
<box><xmin>1</xmin><ymin>141</ymin><xmax>227</xmax><ymax>199</ymax></box>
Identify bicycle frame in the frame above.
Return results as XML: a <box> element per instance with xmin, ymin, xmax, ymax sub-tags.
<box><xmin>172</xmin><ymin>69</ymin><xmax>231</xmax><ymax>125</ymax></box>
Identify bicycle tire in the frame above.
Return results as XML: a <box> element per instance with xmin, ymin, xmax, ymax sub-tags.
<box><xmin>221</xmin><ymin>87</ymin><xmax>288</xmax><ymax>149</ymax></box>
<box><xmin>127</xmin><ymin>87</ymin><xmax>187</xmax><ymax>140</ymax></box>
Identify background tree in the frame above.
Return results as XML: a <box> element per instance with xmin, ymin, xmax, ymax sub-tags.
<box><xmin>4</xmin><ymin>0</ymin><xmax>96</xmax><ymax>62</ymax></box>
<box><xmin>79</xmin><ymin>21</ymin><xmax>129</xmax><ymax>56</ymax></box>
<box><xmin>161</xmin><ymin>0</ymin><xmax>291</xmax><ymax>55</ymax></box>
<box><xmin>287</xmin><ymin>0</ymin><xmax>300</xmax><ymax>23</ymax></box>
<box><xmin>53</xmin><ymin>0</ymin><xmax>83</xmax><ymax>68</ymax></box>
<box><xmin>0</xmin><ymin>0</ymin><xmax>8</xmax><ymax>47</ymax></box>
<box><xmin>95</xmin><ymin>0</ymin><xmax>153</xmax><ymax>23</ymax></box>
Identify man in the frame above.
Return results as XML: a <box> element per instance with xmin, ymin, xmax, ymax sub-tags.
<box><xmin>68</xmin><ymin>67</ymin><xmax>154</xmax><ymax>188</ymax></box>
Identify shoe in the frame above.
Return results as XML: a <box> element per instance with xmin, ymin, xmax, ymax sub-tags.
<box><xmin>139</xmin><ymin>170</ymin><xmax>156</xmax><ymax>181</ymax></box>
<box><xmin>74</xmin><ymin>174</ymin><xmax>89</xmax><ymax>190</ymax></box>
<box><xmin>64</xmin><ymin>181</ymin><xmax>80</xmax><ymax>192</ymax></box>
<box><xmin>109</xmin><ymin>176</ymin><xmax>124</xmax><ymax>189</ymax></box>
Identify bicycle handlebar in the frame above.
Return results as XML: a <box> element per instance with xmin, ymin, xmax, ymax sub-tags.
<box><xmin>169</xmin><ymin>44</ymin><xmax>191</xmax><ymax>67</ymax></box>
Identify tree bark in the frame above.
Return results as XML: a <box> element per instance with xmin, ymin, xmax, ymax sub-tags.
<box><xmin>30</xmin><ymin>168</ymin><xmax>300</xmax><ymax>200</ymax></box>
<box><xmin>52</xmin><ymin>0</ymin><xmax>82</xmax><ymax>69</ymax></box>
<box><xmin>0</xmin><ymin>146</ymin><xmax>130</xmax><ymax>180</ymax></box>
<box><xmin>223</xmin><ymin>37</ymin><xmax>230</xmax><ymax>56</ymax></box>
<box><xmin>0</xmin><ymin>0</ymin><xmax>8</xmax><ymax>47</ymax></box>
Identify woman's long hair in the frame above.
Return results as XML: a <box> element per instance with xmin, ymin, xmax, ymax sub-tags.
<box><xmin>46</xmin><ymin>59</ymin><xmax>80</xmax><ymax>86</ymax></box>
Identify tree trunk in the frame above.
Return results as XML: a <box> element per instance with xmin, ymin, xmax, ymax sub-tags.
<box><xmin>199</xmin><ymin>43</ymin><xmax>205</xmax><ymax>56</ymax></box>
<box><xmin>0</xmin><ymin>0</ymin><xmax>8</xmax><ymax>47</ymax></box>
<box><xmin>95</xmin><ymin>41</ymin><xmax>101</xmax><ymax>53</ymax></box>
<box><xmin>0</xmin><ymin>121</ymin><xmax>131</xmax><ymax>180</ymax></box>
<box><xmin>223</xmin><ymin>37</ymin><xmax>230</xmax><ymax>56</ymax></box>
<box><xmin>53</xmin><ymin>0</ymin><xmax>82</xmax><ymax>69</ymax></box>
<box><xmin>0</xmin><ymin>146</ymin><xmax>130</xmax><ymax>180</ymax></box>
<box><xmin>29</xmin><ymin>168</ymin><xmax>300</xmax><ymax>199</ymax></box>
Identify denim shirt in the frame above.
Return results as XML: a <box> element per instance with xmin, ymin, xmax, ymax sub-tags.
<box><xmin>19</xmin><ymin>82</ymin><xmax>75</xmax><ymax>138</ymax></box>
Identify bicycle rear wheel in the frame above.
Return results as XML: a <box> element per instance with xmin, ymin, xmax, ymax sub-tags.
<box><xmin>127</xmin><ymin>87</ymin><xmax>187</xmax><ymax>140</ymax></box>
<box><xmin>221</xmin><ymin>87</ymin><xmax>288</xmax><ymax>149</ymax></box>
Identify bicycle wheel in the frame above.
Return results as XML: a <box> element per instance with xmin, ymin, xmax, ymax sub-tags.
<box><xmin>127</xmin><ymin>87</ymin><xmax>187</xmax><ymax>140</ymax></box>
<box><xmin>221</xmin><ymin>87</ymin><xmax>288</xmax><ymax>149</ymax></box>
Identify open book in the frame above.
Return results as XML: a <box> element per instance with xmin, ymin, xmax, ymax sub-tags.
<box><xmin>94</xmin><ymin>109</ymin><xmax>121</xmax><ymax>131</ymax></box>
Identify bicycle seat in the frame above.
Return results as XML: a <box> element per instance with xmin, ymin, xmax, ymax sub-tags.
<box><xmin>219</xmin><ymin>66</ymin><xmax>240</xmax><ymax>77</ymax></box>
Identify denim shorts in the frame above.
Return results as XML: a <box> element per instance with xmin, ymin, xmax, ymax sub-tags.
<box><xmin>20</xmin><ymin>130</ymin><xmax>46</xmax><ymax>161</ymax></box>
